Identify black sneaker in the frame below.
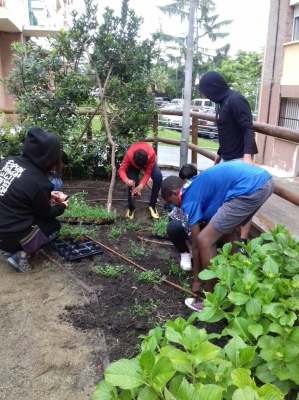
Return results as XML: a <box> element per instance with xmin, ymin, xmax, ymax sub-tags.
<box><xmin>7</xmin><ymin>252</ymin><xmax>31</xmax><ymax>273</ymax></box>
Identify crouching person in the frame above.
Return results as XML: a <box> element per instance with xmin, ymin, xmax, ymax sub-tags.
<box><xmin>0</xmin><ymin>127</ymin><xmax>68</xmax><ymax>272</ymax></box>
<box><xmin>161</xmin><ymin>162</ymin><xmax>274</xmax><ymax>312</ymax></box>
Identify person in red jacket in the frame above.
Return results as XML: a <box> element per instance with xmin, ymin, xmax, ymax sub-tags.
<box><xmin>118</xmin><ymin>142</ymin><xmax>162</xmax><ymax>219</ymax></box>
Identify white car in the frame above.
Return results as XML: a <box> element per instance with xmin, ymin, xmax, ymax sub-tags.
<box><xmin>160</xmin><ymin>105</ymin><xmax>191</xmax><ymax>130</ymax></box>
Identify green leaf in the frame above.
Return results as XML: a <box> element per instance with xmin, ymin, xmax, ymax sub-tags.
<box><xmin>268</xmin><ymin>323</ymin><xmax>284</xmax><ymax>336</ymax></box>
<box><xmin>238</xmin><ymin>346</ymin><xmax>256</xmax><ymax>366</ymax></box>
<box><xmin>262</xmin><ymin>303</ymin><xmax>285</xmax><ymax>319</ymax></box>
<box><xmin>227</xmin><ymin>317</ymin><xmax>251</xmax><ymax>342</ymax></box>
<box><xmin>257</xmin><ymin>383</ymin><xmax>284</xmax><ymax>398</ymax></box>
<box><xmin>224</xmin><ymin>336</ymin><xmax>246</xmax><ymax>367</ymax></box>
<box><xmin>228</xmin><ymin>292</ymin><xmax>251</xmax><ymax>305</ymax></box>
<box><xmin>197</xmin><ymin>306</ymin><xmax>217</xmax><ymax>321</ymax></box>
<box><xmin>169</xmin><ymin>376</ymin><xmax>197</xmax><ymax>400</ymax></box>
<box><xmin>289</xmin><ymin>326</ymin><xmax>299</xmax><ymax>341</ymax></box>
<box><xmin>246</xmin><ymin>298</ymin><xmax>262</xmax><ymax>319</ymax></box>
<box><xmin>263</xmin><ymin>257</ymin><xmax>279</xmax><ymax>277</ymax></box>
<box><xmin>151</xmin><ymin>356</ymin><xmax>176</xmax><ymax>388</ymax></box>
<box><xmin>105</xmin><ymin>359</ymin><xmax>145</xmax><ymax>389</ymax></box>
<box><xmin>191</xmin><ymin>341</ymin><xmax>220</xmax><ymax>364</ymax></box>
<box><xmin>248</xmin><ymin>323</ymin><xmax>263</xmax><ymax>339</ymax></box>
<box><xmin>119</xmin><ymin>390</ymin><xmax>132</xmax><ymax>400</ymax></box>
<box><xmin>140</xmin><ymin>351</ymin><xmax>155</xmax><ymax>377</ymax></box>
<box><xmin>198</xmin><ymin>270</ymin><xmax>217</xmax><ymax>280</ymax></box>
<box><xmin>93</xmin><ymin>380</ymin><xmax>118</xmax><ymax>400</ymax></box>
<box><xmin>283</xmin><ymin>344</ymin><xmax>299</xmax><ymax>362</ymax></box>
<box><xmin>137</xmin><ymin>386</ymin><xmax>159</xmax><ymax>400</ymax></box>
<box><xmin>287</xmin><ymin>361</ymin><xmax>299</xmax><ymax>384</ymax></box>
<box><xmin>197</xmin><ymin>384</ymin><xmax>223</xmax><ymax>400</ymax></box>
<box><xmin>231</xmin><ymin>368</ymin><xmax>252</xmax><ymax>388</ymax></box>
<box><xmin>232</xmin><ymin>387</ymin><xmax>259</xmax><ymax>400</ymax></box>
<box><xmin>255</xmin><ymin>363</ymin><xmax>276</xmax><ymax>383</ymax></box>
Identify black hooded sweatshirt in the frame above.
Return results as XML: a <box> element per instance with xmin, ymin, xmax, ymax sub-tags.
<box><xmin>0</xmin><ymin>127</ymin><xmax>66</xmax><ymax>240</ymax></box>
<box><xmin>199</xmin><ymin>71</ymin><xmax>258</xmax><ymax>160</ymax></box>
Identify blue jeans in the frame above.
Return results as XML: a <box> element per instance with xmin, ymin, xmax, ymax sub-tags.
<box><xmin>126</xmin><ymin>163</ymin><xmax>162</xmax><ymax>210</ymax></box>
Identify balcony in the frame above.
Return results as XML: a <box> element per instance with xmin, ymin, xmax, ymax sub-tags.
<box><xmin>281</xmin><ymin>40</ymin><xmax>299</xmax><ymax>86</ymax></box>
<box><xmin>0</xmin><ymin>0</ymin><xmax>26</xmax><ymax>32</ymax></box>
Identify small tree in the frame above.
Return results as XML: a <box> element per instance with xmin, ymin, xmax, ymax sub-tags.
<box><xmin>83</xmin><ymin>0</ymin><xmax>155</xmax><ymax>211</ymax></box>
<box><xmin>215</xmin><ymin>50</ymin><xmax>263</xmax><ymax>110</ymax></box>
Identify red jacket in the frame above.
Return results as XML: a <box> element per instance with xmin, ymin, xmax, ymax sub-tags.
<box><xmin>118</xmin><ymin>142</ymin><xmax>156</xmax><ymax>186</ymax></box>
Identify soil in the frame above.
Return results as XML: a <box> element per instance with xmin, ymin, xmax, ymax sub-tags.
<box><xmin>0</xmin><ymin>177</ymin><xmax>227</xmax><ymax>399</ymax></box>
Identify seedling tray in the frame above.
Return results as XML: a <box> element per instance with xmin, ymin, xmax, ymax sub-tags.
<box><xmin>51</xmin><ymin>236</ymin><xmax>103</xmax><ymax>261</ymax></box>
<box><xmin>58</xmin><ymin>217</ymin><xmax>114</xmax><ymax>226</ymax></box>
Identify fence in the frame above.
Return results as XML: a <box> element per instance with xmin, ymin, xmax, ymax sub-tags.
<box><xmin>2</xmin><ymin>106</ymin><xmax>299</xmax><ymax>209</ymax></box>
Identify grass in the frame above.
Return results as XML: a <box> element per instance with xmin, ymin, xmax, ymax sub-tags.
<box><xmin>148</xmin><ymin>127</ymin><xmax>219</xmax><ymax>150</ymax></box>
<box><xmin>93</xmin><ymin>264</ymin><xmax>125</xmax><ymax>277</ymax></box>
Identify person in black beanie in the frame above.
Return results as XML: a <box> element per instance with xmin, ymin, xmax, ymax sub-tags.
<box><xmin>198</xmin><ymin>71</ymin><xmax>258</xmax><ymax>248</ymax></box>
<box><xmin>0</xmin><ymin>127</ymin><xmax>68</xmax><ymax>272</ymax></box>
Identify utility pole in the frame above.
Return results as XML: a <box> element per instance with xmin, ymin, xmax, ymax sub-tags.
<box><xmin>180</xmin><ymin>0</ymin><xmax>195</xmax><ymax>168</ymax></box>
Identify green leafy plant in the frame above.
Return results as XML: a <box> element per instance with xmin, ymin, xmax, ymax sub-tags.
<box><xmin>138</xmin><ymin>269</ymin><xmax>165</xmax><ymax>285</ymax></box>
<box><xmin>152</xmin><ymin>212</ymin><xmax>169</xmax><ymax>237</ymax></box>
<box><xmin>126</xmin><ymin>240</ymin><xmax>150</xmax><ymax>258</ymax></box>
<box><xmin>107</xmin><ymin>224</ymin><xmax>125</xmax><ymax>239</ymax></box>
<box><xmin>93</xmin><ymin>264</ymin><xmax>125</xmax><ymax>278</ymax></box>
<box><xmin>197</xmin><ymin>224</ymin><xmax>299</xmax><ymax>397</ymax></box>
<box><xmin>125</xmin><ymin>220</ymin><xmax>143</xmax><ymax>231</ymax></box>
<box><xmin>93</xmin><ymin>314</ymin><xmax>284</xmax><ymax>399</ymax></box>
<box><xmin>59</xmin><ymin>223</ymin><xmax>90</xmax><ymax>239</ymax></box>
<box><xmin>132</xmin><ymin>298</ymin><xmax>160</xmax><ymax>316</ymax></box>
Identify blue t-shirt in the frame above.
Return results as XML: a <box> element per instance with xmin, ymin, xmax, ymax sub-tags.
<box><xmin>181</xmin><ymin>162</ymin><xmax>271</xmax><ymax>227</ymax></box>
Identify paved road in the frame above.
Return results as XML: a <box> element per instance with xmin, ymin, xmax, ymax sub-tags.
<box><xmin>157</xmin><ymin>145</ymin><xmax>299</xmax><ymax>235</ymax></box>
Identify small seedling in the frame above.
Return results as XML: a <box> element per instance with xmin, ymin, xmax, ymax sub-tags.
<box><xmin>151</xmin><ymin>212</ymin><xmax>168</xmax><ymax>237</ymax></box>
<box><xmin>125</xmin><ymin>220</ymin><xmax>143</xmax><ymax>230</ymax></box>
<box><xmin>165</xmin><ymin>255</ymin><xmax>183</xmax><ymax>277</ymax></box>
<box><xmin>93</xmin><ymin>264</ymin><xmax>125</xmax><ymax>277</ymax></box>
<box><xmin>138</xmin><ymin>269</ymin><xmax>165</xmax><ymax>285</ymax></box>
<box><xmin>126</xmin><ymin>240</ymin><xmax>150</xmax><ymax>257</ymax></box>
<box><xmin>107</xmin><ymin>224</ymin><xmax>125</xmax><ymax>239</ymax></box>
<box><xmin>132</xmin><ymin>298</ymin><xmax>159</xmax><ymax>315</ymax></box>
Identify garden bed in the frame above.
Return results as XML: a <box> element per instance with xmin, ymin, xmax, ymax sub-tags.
<box><xmin>53</xmin><ymin>178</ymin><xmax>227</xmax><ymax>363</ymax></box>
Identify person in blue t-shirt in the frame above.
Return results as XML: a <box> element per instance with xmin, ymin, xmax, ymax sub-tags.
<box><xmin>161</xmin><ymin>162</ymin><xmax>274</xmax><ymax>312</ymax></box>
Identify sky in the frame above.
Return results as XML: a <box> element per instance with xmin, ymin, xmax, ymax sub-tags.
<box><xmin>71</xmin><ymin>0</ymin><xmax>270</xmax><ymax>57</ymax></box>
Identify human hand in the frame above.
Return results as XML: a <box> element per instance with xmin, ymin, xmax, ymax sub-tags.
<box><xmin>63</xmin><ymin>200</ymin><xmax>69</xmax><ymax>209</ymax></box>
<box><xmin>125</xmin><ymin>178</ymin><xmax>135</xmax><ymax>187</ymax></box>
<box><xmin>132</xmin><ymin>184</ymin><xmax>144</xmax><ymax>195</ymax></box>
<box><xmin>214</xmin><ymin>154</ymin><xmax>221</xmax><ymax>164</ymax></box>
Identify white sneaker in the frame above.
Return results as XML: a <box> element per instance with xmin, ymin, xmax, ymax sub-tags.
<box><xmin>180</xmin><ymin>253</ymin><xmax>192</xmax><ymax>271</ymax></box>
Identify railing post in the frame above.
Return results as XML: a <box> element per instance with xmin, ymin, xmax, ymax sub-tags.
<box><xmin>153</xmin><ymin>113</ymin><xmax>158</xmax><ymax>156</ymax></box>
<box><xmin>191</xmin><ymin>116</ymin><xmax>198</xmax><ymax>165</ymax></box>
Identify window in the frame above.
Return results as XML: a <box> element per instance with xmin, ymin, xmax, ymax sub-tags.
<box><xmin>279</xmin><ymin>98</ymin><xmax>299</xmax><ymax>130</ymax></box>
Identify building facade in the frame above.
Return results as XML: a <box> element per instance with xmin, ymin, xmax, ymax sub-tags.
<box><xmin>256</xmin><ymin>0</ymin><xmax>299</xmax><ymax>177</ymax></box>
<box><xmin>0</xmin><ymin>0</ymin><xmax>69</xmax><ymax>111</ymax></box>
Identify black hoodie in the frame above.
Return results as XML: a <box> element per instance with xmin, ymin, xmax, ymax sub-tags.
<box><xmin>199</xmin><ymin>71</ymin><xmax>258</xmax><ymax>160</ymax></box>
<box><xmin>0</xmin><ymin>127</ymin><xmax>66</xmax><ymax>240</ymax></box>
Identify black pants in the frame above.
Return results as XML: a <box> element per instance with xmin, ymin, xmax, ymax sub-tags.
<box><xmin>0</xmin><ymin>219</ymin><xmax>61</xmax><ymax>253</ymax></box>
<box><xmin>127</xmin><ymin>163</ymin><xmax>162</xmax><ymax>211</ymax></box>
<box><xmin>167</xmin><ymin>219</ymin><xmax>189</xmax><ymax>253</ymax></box>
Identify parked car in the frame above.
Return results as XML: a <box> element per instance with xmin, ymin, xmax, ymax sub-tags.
<box><xmin>197</xmin><ymin>109</ymin><xmax>218</xmax><ymax>139</ymax></box>
<box><xmin>170</xmin><ymin>98</ymin><xmax>184</xmax><ymax>106</ymax></box>
<box><xmin>191</xmin><ymin>98</ymin><xmax>215</xmax><ymax>111</ymax></box>
<box><xmin>160</xmin><ymin>105</ymin><xmax>191</xmax><ymax>130</ymax></box>
<box><xmin>154</xmin><ymin>97</ymin><xmax>170</xmax><ymax>107</ymax></box>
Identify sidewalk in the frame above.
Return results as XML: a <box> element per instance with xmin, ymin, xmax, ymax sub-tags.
<box><xmin>157</xmin><ymin>146</ymin><xmax>299</xmax><ymax>235</ymax></box>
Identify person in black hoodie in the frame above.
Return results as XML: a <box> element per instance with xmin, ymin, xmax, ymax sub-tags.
<box><xmin>0</xmin><ymin>127</ymin><xmax>68</xmax><ymax>272</ymax></box>
<box><xmin>198</xmin><ymin>71</ymin><xmax>258</xmax><ymax>247</ymax></box>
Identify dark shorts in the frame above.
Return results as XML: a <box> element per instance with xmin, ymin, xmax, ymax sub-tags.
<box><xmin>210</xmin><ymin>177</ymin><xmax>274</xmax><ymax>234</ymax></box>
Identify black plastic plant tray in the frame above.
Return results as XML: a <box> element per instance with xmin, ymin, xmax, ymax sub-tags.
<box><xmin>51</xmin><ymin>236</ymin><xmax>103</xmax><ymax>261</ymax></box>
